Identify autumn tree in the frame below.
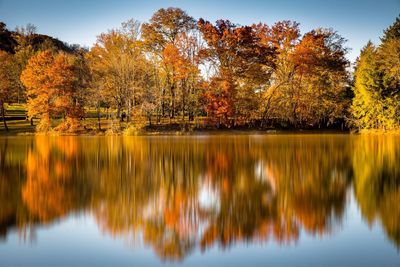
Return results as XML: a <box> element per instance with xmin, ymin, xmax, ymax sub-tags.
<box><xmin>0</xmin><ymin>51</ymin><xmax>17</xmax><ymax>131</ymax></box>
<box><xmin>162</xmin><ymin>42</ymin><xmax>199</xmax><ymax>122</ymax></box>
<box><xmin>142</xmin><ymin>7</ymin><xmax>196</xmax><ymax>53</ymax></box>
<box><xmin>87</xmin><ymin>20</ymin><xmax>149</xmax><ymax>128</ymax></box>
<box><xmin>21</xmin><ymin>51</ymin><xmax>53</xmax><ymax>131</ymax></box>
<box><xmin>260</xmin><ymin>21</ymin><xmax>300</xmax><ymax>125</ymax></box>
<box><xmin>142</xmin><ymin>8</ymin><xmax>198</xmax><ymax>119</ymax></box>
<box><xmin>5</xmin><ymin>23</ymin><xmax>75</xmax><ymax>129</ymax></box>
<box><xmin>264</xmin><ymin>26</ymin><xmax>349</xmax><ymax>128</ymax></box>
<box><xmin>21</xmin><ymin>50</ymin><xmax>86</xmax><ymax>132</ymax></box>
<box><xmin>140</xmin><ymin>62</ymin><xmax>159</xmax><ymax>126</ymax></box>
<box><xmin>290</xmin><ymin>29</ymin><xmax>349</xmax><ymax>127</ymax></box>
<box><xmin>10</xmin><ymin>24</ymin><xmax>38</xmax><ymax>104</ymax></box>
<box><xmin>51</xmin><ymin>52</ymin><xmax>87</xmax><ymax>131</ymax></box>
<box><xmin>198</xmin><ymin>19</ymin><xmax>276</xmax><ymax>126</ymax></box>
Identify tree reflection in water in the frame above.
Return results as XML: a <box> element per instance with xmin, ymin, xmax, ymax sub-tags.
<box><xmin>0</xmin><ymin>134</ymin><xmax>399</xmax><ymax>260</ymax></box>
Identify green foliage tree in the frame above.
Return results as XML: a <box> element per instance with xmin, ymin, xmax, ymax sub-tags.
<box><xmin>351</xmin><ymin>15</ymin><xmax>400</xmax><ymax>130</ymax></box>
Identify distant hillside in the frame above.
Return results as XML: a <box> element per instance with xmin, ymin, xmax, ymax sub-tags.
<box><xmin>0</xmin><ymin>22</ymin><xmax>73</xmax><ymax>53</ymax></box>
<box><xmin>0</xmin><ymin>23</ymin><xmax>16</xmax><ymax>53</ymax></box>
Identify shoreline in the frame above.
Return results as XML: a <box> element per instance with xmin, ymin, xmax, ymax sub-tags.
<box><xmin>0</xmin><ymin>128</ymin><xmax>370</xmax><ymax>137</ymax></box>
<box><xmin>2</xmin><ymin>122</ymin><xmax>400</xmax><ymax>136</ymax></box>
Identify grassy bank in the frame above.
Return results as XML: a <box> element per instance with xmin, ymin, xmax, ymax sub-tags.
<box><xmin>0</xmin><ymin>103</ymin><xmax>354</xmax><ymax>136</ymax></box>
<box><xmin>0</xmin><ymin>118</ymin><xmax>352</xmax><ymax>136</ymax></box>
<box><xmin>357</xmin><ymin>129</ymin><xmax>400</xmax><ymax>135</ymax></box>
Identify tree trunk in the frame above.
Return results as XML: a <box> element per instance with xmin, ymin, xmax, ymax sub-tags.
<box><xmin>181</xmin><ymin>91</ymin><xmax>185</xmax><ymax>123</ymax></box>
<box><xmin>162</xmin><ymin>88</ymin><xmax>165</xmax><ymax>117</ymax></box>
<box><xmin>127</xmin><ymin>99</ymin><xmax>131</xmax><ymax>122</ymax></box>
<box><xmin>97</xmin><ymin>103</ymin><xmax>101</xmax><ymax>131</ymax></box>
<box><xmin>170</xmin><ymin>84</ymin><xmax>175</xmax><ymax>119</ymax></box>
<box><xmin>117</xmin><ymin>105</ymin><xmax>121</xmax><ymax>121</ymax></box>
<box><xmin>169</xmin><ymin>81</ymin><xmax>175</xmax><ymax>119</ymax></box>
<box><xmin>148</xmin><ymin>113</ymin><xmax>152</xmax><ymax>126</ymax></box>
<box><xmin>1</xmin><ymin>101</ymin><xmax>8</xmax><ymax>131</ymax></box>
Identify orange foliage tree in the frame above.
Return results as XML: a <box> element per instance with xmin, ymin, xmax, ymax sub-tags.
<box><xmin>264</xmin><ymin>27</ymin><xmax>349</xmax><ymax>128</ymax></box>
<box><xmin>0</xmin><ymin>51</ymin><xmax>16</xmax><ymax>131</ymax></box>
<box><xmin>198</xmin><ymin>19</ymin><xmax>276</xmax><ymax>127</ymax></box>
<box><xmin>162</xmin><ymin>42</ymin><xmax>199</xmax><ymax>121</ymax></box>
<box><xmin>142</xmin><ymin>8</ymin><xmax>199</xmax><ymax>120</ymax></box>
<box><xmin>21</xmin><ymin>50</ymin><xmax>85</xmax><ymax>132</ymax></box>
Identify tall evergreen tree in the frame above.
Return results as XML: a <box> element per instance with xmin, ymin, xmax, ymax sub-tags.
<box><xmin>381</xmin><ymin>15</ymin><xmax>400</xmax><ymax>43</ymax></box>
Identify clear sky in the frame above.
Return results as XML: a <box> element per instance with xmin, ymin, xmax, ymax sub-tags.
<box><xmin>0</xmin><ymin>0</ymin><xmax>399</xmax><ymax>62</ymax></box>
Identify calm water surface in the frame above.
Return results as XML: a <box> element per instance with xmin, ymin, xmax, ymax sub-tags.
<box><xmin>0</xmin><ymin>134</ymin><xmax>399</xmax><ymax>267</ymax></box>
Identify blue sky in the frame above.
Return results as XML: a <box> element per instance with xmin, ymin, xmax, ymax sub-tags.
<box><xmin>0</xmin><ymin>0</ymin><xmax>399</xmax><ymax>62</ymax></box>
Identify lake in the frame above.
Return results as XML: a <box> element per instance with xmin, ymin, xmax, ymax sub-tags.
<box><xmin>0</xmin><ymin>134</ymin><xmax>399</xmax><ymax>267</ymax></box>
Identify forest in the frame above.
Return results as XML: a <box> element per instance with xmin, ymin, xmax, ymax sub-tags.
<box><xmin>0</xmin><ymin>8</ymin><xmax>399</xmax><ymax>133</ymax></box>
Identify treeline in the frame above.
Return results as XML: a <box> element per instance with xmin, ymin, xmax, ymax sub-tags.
<box><xmin>0</xmin><ymin>8</ymin><xmax>399</xmax><ymax>133</ymax></box>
